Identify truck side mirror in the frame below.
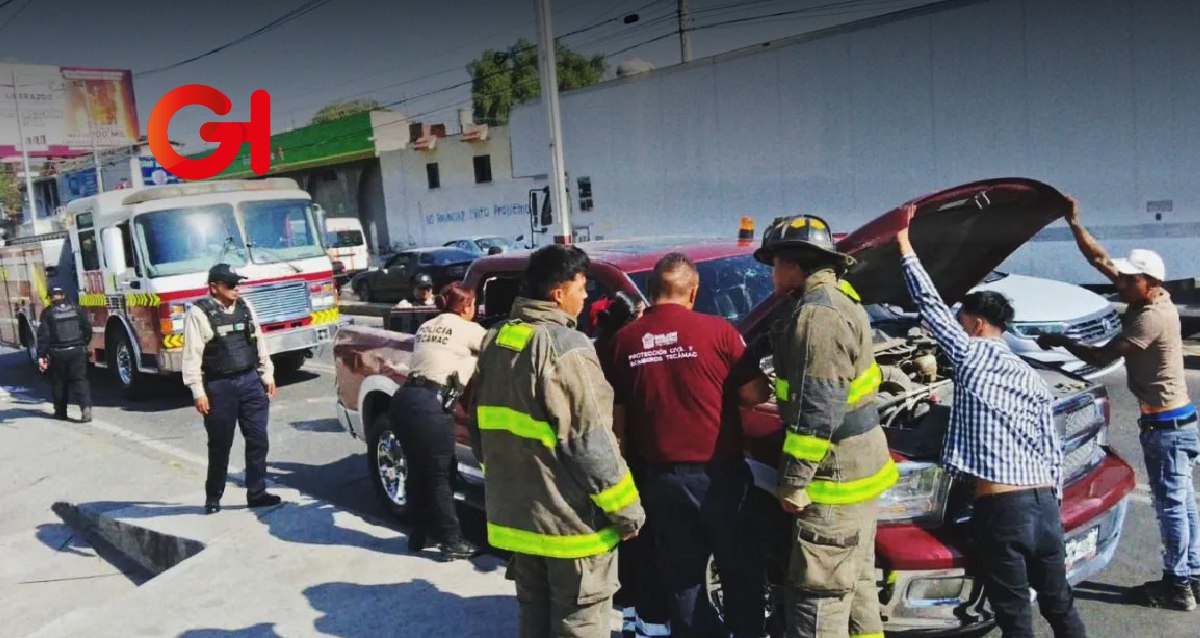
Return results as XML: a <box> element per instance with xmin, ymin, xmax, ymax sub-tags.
<box><xmin>539</xmin><ymin>189</ymin><xmax>553</xmax><ymax>228</ymax></box>
<box><xmin>101</xmin><ymin>227</ymin><xmax>127</xmax><ymax>277</ymax></box>
<box><xmin>529</xmin><ymin>187</ymin><xmax>553</xmax><ymax>230</ymax></box>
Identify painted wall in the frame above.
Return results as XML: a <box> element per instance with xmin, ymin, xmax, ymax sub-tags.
<box><xmin>509</xmin><ymin>0</ymin><xmax>1200</xmax><ymax>284</ymax></box>
<box><xmin>378</xmin><ymin>125</ymin><xmax>545</xmax><ymax>250</ymax></box>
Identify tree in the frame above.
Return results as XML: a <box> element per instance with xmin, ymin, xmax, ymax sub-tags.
<box><xmin>0</xmin><ymin>166</ymin><xmax>22</xmax><ymax>224</ymax></box>
<box><xmin>311</xmin><ymin>98</ymin><xmax>382</xmax><ymax>125</ymax></box>
<box><xmin>468</xmin><ymin>38</ymin><xmax>607</xmax><ymax>126</ymax></box>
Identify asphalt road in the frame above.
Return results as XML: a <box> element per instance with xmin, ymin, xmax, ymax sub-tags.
<box><xmin>1</xmin><ymin>329</ymin><xmax>1197</xmax><ymax>638</ymax></box>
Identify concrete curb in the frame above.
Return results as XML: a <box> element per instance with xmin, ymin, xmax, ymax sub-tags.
<box><xmin>54</xmin><ymin>502</ymin><xmax>205</xmax><ymax>576</ymax></box>
<box><xmin>338</xmin><ymin>300</ymin><xmax>393</xmax><ymax>318</ymax></box>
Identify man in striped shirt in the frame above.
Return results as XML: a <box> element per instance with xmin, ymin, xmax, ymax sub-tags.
<box><xmin>897</xmin><ymin>206</ymin><xmax>1085</xmax><ymax>638</ymax></box>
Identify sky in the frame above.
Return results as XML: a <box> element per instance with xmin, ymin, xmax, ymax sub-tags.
<box><xmin>0</xmin><ymin>0</ymin><xmax>935</xmax><ymax>151</ymax></box>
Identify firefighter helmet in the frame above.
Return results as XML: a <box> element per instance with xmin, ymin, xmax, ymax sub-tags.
<box><xmin>753</xmin><ymin>214</ymin><xmax>854</xmax><ymax>272</ymax></box>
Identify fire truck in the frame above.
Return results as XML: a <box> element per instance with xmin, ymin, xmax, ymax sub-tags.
<box><xmin>0</xmin><ymin>178</ymin><xmax>340</xmax><ymax>397</ymax></box>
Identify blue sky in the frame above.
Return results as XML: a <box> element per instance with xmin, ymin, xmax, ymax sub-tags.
<box><xmin>1</xmin><ymin>0</ymin><xmax>932</xmax><ymax>150</ymax></box>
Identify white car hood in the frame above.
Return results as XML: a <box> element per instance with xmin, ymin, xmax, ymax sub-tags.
<box><xmin>973</xmin><ymin>273</ymin><xmax>1110</xmax><ymax>323</ymax></box>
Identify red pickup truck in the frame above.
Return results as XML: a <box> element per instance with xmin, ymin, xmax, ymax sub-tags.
<box><xmin>333</xmin><ymin>178</ymin><xmax>1135</xmax><ymax>636</ymax></box>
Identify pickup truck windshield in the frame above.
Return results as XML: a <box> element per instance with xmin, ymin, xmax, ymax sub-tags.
<box><xmin>241</xmin><ymin>199</ymin><xmax>326</xmax><ymax>264</ymax></box>
<box><xmin>134</xmin><ymin>204</ymin><xmax>248</xmax><ymax>277</ymax></box>
<box><xmin>628</xmin><ymin>254</ymin><xmax>774</xmax><ymax>325</ymax></box>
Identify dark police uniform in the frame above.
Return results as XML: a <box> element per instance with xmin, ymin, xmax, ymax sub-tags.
<box><xmin>37</xmin><ymin>292</ymin><xmax>93</xmax><ymax>421</ymax></box>
<box><xmin>182</xmin><ymin>266</ymin><xmax>277</xmax><ymax>512</ymax></box>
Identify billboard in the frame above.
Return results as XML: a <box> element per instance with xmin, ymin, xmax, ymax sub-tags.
<box><xmin>0</xmin><ymin>63</ymin><xmax>139</xmax><ymax>159</ymax></box>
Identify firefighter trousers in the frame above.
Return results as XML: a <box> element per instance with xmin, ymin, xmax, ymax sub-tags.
<box><xmin>507</xmin><ymin>550</ymin><xmax>620</xmax><ymax>638</ymax></box>
<box><xmin>784</xmin><ymin>498</ymin><xmax>882</xmax><ymax>638</ymax></box>
<box><xmin>47</xmin><ymin>346</ymin><xmax>91</xmax><ymax>414</ymax></box>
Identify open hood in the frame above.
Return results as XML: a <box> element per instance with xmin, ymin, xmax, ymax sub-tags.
<box><xmin>837</xmin><ymin>178</ymin><xmax>1071</xmax><ymax>307</ymax></box>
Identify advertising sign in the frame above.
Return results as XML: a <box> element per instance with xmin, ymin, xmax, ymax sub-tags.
<box><xmin>0</xmin><ymin>63</ymin><xmax>139</xmax><ymax>159</ymax></box>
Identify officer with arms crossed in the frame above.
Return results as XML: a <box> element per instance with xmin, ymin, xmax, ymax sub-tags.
<box><xmin>469</xmin><ymin>244</ymin><xmax>645</xmax><ymax>638</ymax></box>
<box><xmin>1040</xmin><ymin>198</ymin><xmax>1200</xmax><ymax>610</ymax></box>
<box><xmin>183</xmin><ymin>264</ymin><xmax>281</xmax><ymax>515</ymax></box>
<box><xmin>744</xmin><ymin>215</ymin><xmax>896</xmax><ymax>638</ymax></box>
<box><xmin>37</xmin><ymin>286</ymin><xmax>93</xmax><ymax>422</ymax></box>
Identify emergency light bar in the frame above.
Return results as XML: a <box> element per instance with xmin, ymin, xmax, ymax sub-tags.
<box><xmin>120</xmin><ymin>178</ymin><xmax>304</xmax><ymax>206</ymax></box>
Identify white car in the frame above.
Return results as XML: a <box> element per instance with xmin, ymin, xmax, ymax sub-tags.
<box><xmin>973</xmin><ymin>271</ymin><xmax>1124</xmax><ymax>378</ymax></box>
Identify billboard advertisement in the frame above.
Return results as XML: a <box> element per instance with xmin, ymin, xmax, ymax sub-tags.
<box><xmin>0</xmin><ymin>63</ymin><xmax>139</xmax><ymax>159</ymax></box>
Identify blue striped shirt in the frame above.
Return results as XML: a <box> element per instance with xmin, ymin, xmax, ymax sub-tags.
<box><xmin>901</xmin><ymin>254</ymin><xmax>1062</xmax><ymax>491</ymax></box>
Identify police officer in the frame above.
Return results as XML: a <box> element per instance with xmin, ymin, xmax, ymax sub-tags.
<box><xmin>747</xmin><ymin>215</ymin><xmax>896</xmax><ymax>638</ymax></box>
<box><xmin>395</xmin><ymin>281</ymin><xmax>486</xmax><ymax>561</ymax></box>
<box><xmin>183</xmin><ymin>264</ymin><xmax>281</xmax><ymax>515</ymax></box>
<box><xmin>36</xmin><ymin>286</ymin><xmax>93</xmax><ymax>422</ymax></box>
<box><xmin>397</xmin><ymin>273</ymin><xmax>437</xmax><ymax>308</ymax></box>
<box><xmin>469</xmin><ymin>244</ymin><xmax>645</xmax><ymax>638</ymax></box>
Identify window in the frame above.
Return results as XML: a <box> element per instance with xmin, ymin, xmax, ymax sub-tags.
<box><xmin>473</xmin><ymin>155</ymin><xmax>493</xmax><ymax>184</ymax></box>
<box><xmin>577</xmin><ymin>176</ymin><xmax>594</xmax><ymax>212</ymax></box>
<box><xmin>117</xmin><ymin>222</ymin><xmax>142</xmax><ymax>276</ymax></box>
<box><xmin>478</xmin><ymin>275</ymin><xmax>523</xmax><ymax>329</ymax></box>
<box><xmin>241</xmin><ymin>199</ymin><xmax>325</xmax><ymax>264</ymax></box>
<box><xmin>325</xmin><ymin>230</ymin><xmax>365</xmax><ymax>248</ymax></box>
<box><xmin>627</xmin><ymin>254</ymin><xmax>774</xmax><ymax>326</ymax></box>
<box><xmin>78</xmin><ymin>229</ymin><xmax>100</xmax><ymax>271</ymax></box>
<box><xmin>134</xmin><ymin>205</ymin><xmax>246</xmax><ymax>278</ymax></box>
<box><xmin>426</xmin><ymin>163</ymin><xmax>440</xmax><ymax>189</ymax></box>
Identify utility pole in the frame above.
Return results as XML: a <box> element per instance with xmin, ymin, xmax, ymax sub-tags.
<box><xmin>10</xmin><ymin>69</ymin><xmax>41</xmax><ymax>235</ymax></box>
<box><xmin>678</xmin><ymin>0</ymin><xmax>693</xmax><ymax>63</ymax></box>
<box><xmin>533</xmin><ymin>0</ymin><xmax>572</xmax><ymax>243</ymax></box>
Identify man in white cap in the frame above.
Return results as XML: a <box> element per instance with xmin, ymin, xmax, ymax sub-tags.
<box><xmin>1039</xmin><ymin>198</ymin><xmax>1198</xmax><ymax>611</ymax></box>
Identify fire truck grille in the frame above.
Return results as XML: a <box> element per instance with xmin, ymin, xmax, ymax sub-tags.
<box><xmin>241</xmin><ymin>281</ymin><xmax>311</xmax><ymax>325</ymax></box>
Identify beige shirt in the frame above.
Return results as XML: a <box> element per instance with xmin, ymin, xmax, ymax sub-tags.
<box><xmin>1120</xmin><ymin>290</ymin><xmax>1189</xmax><ymax>409</ymax></box>
<box><xmin>408</xmin><ymin>312</ymin><xmax>487</xmax><ymax>386</ymax></box>
<box><xmin>182</xmin><ymin>297</ymin><xmax>275</xmax><ymax>400</ymax></box>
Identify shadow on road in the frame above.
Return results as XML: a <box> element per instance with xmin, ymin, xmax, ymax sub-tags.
<box><xmin>1073</xmin><ymin>580</ymin><xmax>1140</xmax><ymax>606</ymax></box>
<box><xmin>290</xmin><ymin>418</ymin><xmax>344</xmax><ymax>433</ymax></box>
<box><xmin>303</xmin><ymin>579</ymin><xmax>516</xmax><ymax>638</ymax></box>
<box><xmin>177</xmin><ymin>622</ymin><xmax>283</xmax><ymax>638</ymax></box>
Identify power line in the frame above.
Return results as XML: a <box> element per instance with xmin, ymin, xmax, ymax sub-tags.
<box><xmin>0</xmin><ymin>0</ymin><xmax>34</xmax><ymax>36</ymax></box>
<box><xmin>135</xmin><ymin>0</ymin><xmax>336</xmax><ymax>77</ymax></box>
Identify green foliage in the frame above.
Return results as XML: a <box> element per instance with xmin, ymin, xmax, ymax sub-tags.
<box><xmin>311</xmin><ymin>98</ymin><xmax>382</xmax><ymax>124</ymax></box>
<box><xmin>469</xmin><ymin>38</ymin><xmax>607</xmax><ymax>126</ymax></box>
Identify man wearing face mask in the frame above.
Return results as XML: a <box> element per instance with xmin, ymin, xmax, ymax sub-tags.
<box><xmin>898</xmin><ymin>205</ymin><xmax>1085</xmax><ymax>638</ymax></box>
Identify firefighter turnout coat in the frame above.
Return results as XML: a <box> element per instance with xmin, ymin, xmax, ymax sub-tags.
<box><xmin>469</xmin><ymin>297</ymin><xmax>646</xmax><ymax>559</ymax></box>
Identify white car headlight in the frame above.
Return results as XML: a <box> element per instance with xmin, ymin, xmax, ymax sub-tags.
<box><xmin>878</xmin><ymin>462</ymin><xmax>951</xmax><ymax>526</ymax></box>
<box><xmin>1009</xmin><ymin>322</ymin><xmax>1070</xmax><ymax>338</ymax></box>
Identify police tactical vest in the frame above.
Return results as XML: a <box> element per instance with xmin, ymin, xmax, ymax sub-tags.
<box><xmin>197</xmin><ymin>297</ymin><xmax>258</xmax><ymax>376</ymax></box>
<box><xmin>49</xmin><ymin>303</ymin><xmax>85</xmax><ymax>347</ymax></box>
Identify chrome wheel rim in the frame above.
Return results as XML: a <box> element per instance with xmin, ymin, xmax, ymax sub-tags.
<box><xmin>116</xmin><ymin>341</ymin><xmax>134</xmax><ymax>386</ymax></box>
<box><xmin>376</xmin><ymin>431</ymin><xmax>407</xmax><ymax>507</ymax></box>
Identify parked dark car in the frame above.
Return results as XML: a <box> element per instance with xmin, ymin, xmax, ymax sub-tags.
<box><xmin>443</xmin><ymin>236</ymin><xmax>521</xmax><ymax>257</ymax></box>
<box><xmin>350</xmin><ymin>247</ymin><xmax>475</xmax><ymax>303</ymax></box>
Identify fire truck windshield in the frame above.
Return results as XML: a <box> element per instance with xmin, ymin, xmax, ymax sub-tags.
<box><xmin>241</xmin><ymin>199</ymin><xmax>325</xmax><ymax>265</ymax></box>
<box><xmin>134</xmin><ymin>204</ymin><xmax>248</xmax><ymax>277</ymax></box>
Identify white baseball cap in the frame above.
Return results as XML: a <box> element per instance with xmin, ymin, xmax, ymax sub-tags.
<box><xmin>1112</xmin><ymin>249</ymin><xmax>1166</xmax><ymax>282</ymax></box>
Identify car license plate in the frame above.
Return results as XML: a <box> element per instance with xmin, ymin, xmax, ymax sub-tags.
<box><xmin>1065</xmin><ymin>527</ymin><xmax>1099</xmax><ymax>569</ymax></box>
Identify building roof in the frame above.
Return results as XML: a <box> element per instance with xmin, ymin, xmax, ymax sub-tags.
<box><xmin>189</xmin><ymin>111</ymin><xmax>378</xmax><ymax>180</ymax></box>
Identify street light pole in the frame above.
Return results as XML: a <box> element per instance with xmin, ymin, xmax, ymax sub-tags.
<box><xmin>10</xmin><ymin>69</ymin><xmax>41</xmax><ymax>235</ymax></box>
<box><xmin>533</xmin><ymin>0</ymin><xmax>572</xmax><ymax>244</ymax></box>
<box><xmin>678</xmin><ymin>0</ymin><xmax>694</xmax><ymax>63</ymax></box>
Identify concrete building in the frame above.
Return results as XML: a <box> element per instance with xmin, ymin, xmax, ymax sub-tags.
<box><xmin>375</xmin><ymin>110</ymin><xmax>545</xmax><ymax>250</ymax></box>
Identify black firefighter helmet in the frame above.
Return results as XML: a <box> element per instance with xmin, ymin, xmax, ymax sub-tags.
<box><xmin>753</xmin><ymin>214</ymin><xmax>855</xmax><ymax>274</ymax></box>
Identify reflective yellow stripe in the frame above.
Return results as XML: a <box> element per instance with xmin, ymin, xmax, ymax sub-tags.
<box><xmin>476</xmin><ymin>406</ymin><xmax>557</xmax><ymax>448</ymax></box>
<box><xmin>782</xmin><ymin>432</ymin><xmax>831</xmax><ymax>463</ymax></box>
<box><xmin>847</xmin><ymin>362</ymin><xmax>881</xmax><ymax>407</ymax></box>
<box><xmin>775</xmin><ymin>377</ymin><xmax>790</xmax><ymax>401</ymax></box>
<box><xmin>487</xmin><ymin>522</ymin><xmax>620</xmax><ymax>559</ymax></box>
<box><xmin>838</xmin><ymin>279</ymin><xmax>861</xmax><ymax>302</ymax></box>
<box><xmin>807</xmin><ymin>459</ymin><xmax>899</xmax><ymax>505</ymax></box>
<box><xmin>497</xmin><ymin>322</ymin><xmax>534</xmax><ymax>352</ymax></box>
<box><xmin>590</xmin><ymin>471</ymin><xmax>639</xmax><ymax>514</ymax></box>
<box><xmin>850</xmin><ymin>634</ymin><xmax>884</xmax><ymax>638</ymax></box>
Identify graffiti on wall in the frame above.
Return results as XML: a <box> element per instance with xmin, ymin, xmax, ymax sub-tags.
<box><xmin>425</xmin><ymin>202</ymin><xmax>531</xmax><ymax>225</ymax></box>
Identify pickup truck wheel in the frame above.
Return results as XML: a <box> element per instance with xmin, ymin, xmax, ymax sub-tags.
<box><xmin>706</xmin><ymin>557</ymin><xmax>782</xmax><ymax>638</ymax></box>
<box><xmin>367</xmin><ymin>412</ymin><xmax>408</xmax><ymax>520</ymax></box>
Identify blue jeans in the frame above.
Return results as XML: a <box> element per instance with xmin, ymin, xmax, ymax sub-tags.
<box><xmin>1140</xmin><ymin>423</ymin><xmax>1200</xmax><ymax>584</ymax></box>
